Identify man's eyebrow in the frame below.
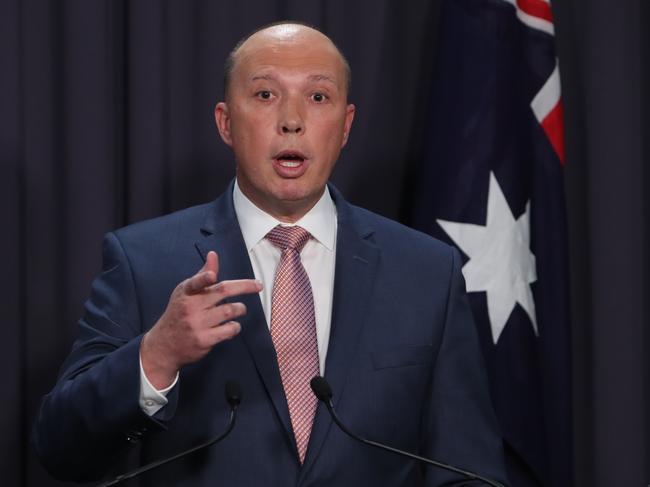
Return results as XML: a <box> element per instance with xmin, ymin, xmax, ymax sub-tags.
<box><xmin>249</xmin><ymin>73</ymin><xmax>338</xmax><ymax>86</ymax></box>
<box><xmin>250</xmin><ymin>74</ymin><xmax>276</xmax><ymax>82</ymax></box>
<box><xmin>307</xmin><ymin>74</ymin><xmax>337</xmax><ymax>85</ymax></box>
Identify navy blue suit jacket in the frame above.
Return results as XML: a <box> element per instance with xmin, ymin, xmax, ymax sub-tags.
<box><xmin>33</xmin><ymin>183</ymin><xmax>507</xmax><ymax>486</ymax></box>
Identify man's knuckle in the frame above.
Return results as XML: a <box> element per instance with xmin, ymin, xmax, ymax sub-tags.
<box><xmin>212</xmin><ymin>282</ymin><xmax>225</xmax><ymax>298</ymax></box>
<box><xmin>220</xmin><ymin>281</ymin><xmax>232</xmax><ymax>295</ymax></box>
<box><xmin>222</xmin><ymin>304</ymin><xmax>234</xmax><ymax>319</ymax></box>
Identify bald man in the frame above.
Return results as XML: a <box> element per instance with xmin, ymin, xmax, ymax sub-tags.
<box><xmin>33</xmin><ymin>23</ymin><xmax>508</xmax><ymax>486</ymax></box>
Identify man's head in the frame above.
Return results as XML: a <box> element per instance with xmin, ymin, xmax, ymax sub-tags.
<box><xmin>215</xmin><ymin>22</ymin><xmax>355</xmax><ymax>222</ymax></box>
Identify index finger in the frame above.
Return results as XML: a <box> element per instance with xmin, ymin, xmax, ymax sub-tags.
<box><xmin>206</xmin><ymin>279</ymin><xmax>263</xmax><ymax>304</ymax></box>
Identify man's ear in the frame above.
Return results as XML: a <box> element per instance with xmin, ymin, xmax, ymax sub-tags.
<box><xmin>215</xmin><ymin>102</ymin><xmax>232</xmax><ymax>146</ymax></box>
<box><xmin>341</xmin><ymin>103</ymin><xmax>355</xmax><ymax>148</ymax></box>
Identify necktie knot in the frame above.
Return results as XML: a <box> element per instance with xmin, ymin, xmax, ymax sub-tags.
<box><xmin>266</xmin><ymin>225</ymin><xmax>311</xmax><ymax>252</ymax></box>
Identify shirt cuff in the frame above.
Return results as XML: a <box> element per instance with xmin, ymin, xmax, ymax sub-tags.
<box><xmin>139</xmin><ymin>354</ymin><xmax>179</xmax><ymax>416</ymax></box>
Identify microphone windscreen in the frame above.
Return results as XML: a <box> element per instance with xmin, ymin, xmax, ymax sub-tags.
<box><xmin>310</xmin><ymin>376</ymin><xmax>333</xmax><ymax>402</ymax></box>
<box><xmin>225</xmin><ymin>381</ymin><xmax>242</xmax><ymax>407</ymax></box>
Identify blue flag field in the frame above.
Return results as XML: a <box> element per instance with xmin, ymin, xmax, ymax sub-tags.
<box><xmin>410</xmin><ymin>1</ymin><xmax>572</xmax><ymax>485</ymax></box>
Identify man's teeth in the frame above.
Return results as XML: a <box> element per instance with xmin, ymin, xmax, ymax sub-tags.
<box><xmin>279</xmin><ymin>160</ymin><xmax>302</xmax><ymax>168</ymax></box>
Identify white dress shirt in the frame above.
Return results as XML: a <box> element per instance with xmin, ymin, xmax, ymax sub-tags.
<box><xmin>139</xmin><ymin>180</ymin><xmax>337</xmax><ymax>416</ymax></box>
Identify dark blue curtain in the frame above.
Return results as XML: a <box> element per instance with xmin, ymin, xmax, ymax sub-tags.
<box><xmin>1</xmin><ymin>0</ymin><xmax>647</xmax><ymax>485</ymax></box>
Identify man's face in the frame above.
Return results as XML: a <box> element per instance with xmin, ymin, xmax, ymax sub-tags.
<box><xmin>215</xmin><ymin>25</ymin><xmax>355</xmax><ymax>222</ymax></box>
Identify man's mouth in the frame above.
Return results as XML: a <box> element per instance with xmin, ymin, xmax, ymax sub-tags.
<box><xmin>274</xmin><ymin>150</ymin><xmax>307</xmax><ymax>167</ymax></box>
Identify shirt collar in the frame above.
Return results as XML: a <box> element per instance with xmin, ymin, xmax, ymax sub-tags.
<box><xmin>232</xmin><ymin>179</ymin><xmax>337</xmax><ymax>252</ymax></box>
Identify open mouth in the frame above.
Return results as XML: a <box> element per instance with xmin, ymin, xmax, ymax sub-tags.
<box><xmin>274</xmin><ymin>150</ymin><xmax>307</xmax><ymax>167</ymax></box>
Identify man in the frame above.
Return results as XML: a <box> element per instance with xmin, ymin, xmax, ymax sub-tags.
<box><xmin>33</xmin><ymin>22</ymin><xmax>508</xmax><ymax>486</ymax></box>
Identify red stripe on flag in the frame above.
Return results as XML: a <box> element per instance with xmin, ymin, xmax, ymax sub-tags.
<box><xmin>541</xmin><ymin>99</ymin><xmax>565</xmax><ymax>165</ymax></box>
<box><xmin>516</xmin><ymin>0</ymin><xmax>554</xmax><ymax>23</ymax></box>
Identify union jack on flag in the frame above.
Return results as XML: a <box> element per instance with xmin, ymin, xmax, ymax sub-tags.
<box><xmin>410</xmin><ymin>0</ymin><xmax>571</xmax><ymax>485</ymax></box>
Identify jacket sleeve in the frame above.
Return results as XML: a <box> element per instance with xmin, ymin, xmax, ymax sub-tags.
<box><xmin>423</xmin><ymin>247</ymin><xmax>509</xmax><ymax>486</ymax></box>
<box><xmin>31</xmin><ymin>231</ymin><xmax>175</xmax><ymax>482</ymax></box>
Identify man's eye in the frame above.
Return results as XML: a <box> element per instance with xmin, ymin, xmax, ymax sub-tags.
<box><xmin>312</xmin><ymin>93</ymin><xmax>327</xmax><ymax>103</ymax></box>
<box><xmin>256</xmin><ymin>91</ymin><xmax>272</xmax><ymax>100</ymax></box>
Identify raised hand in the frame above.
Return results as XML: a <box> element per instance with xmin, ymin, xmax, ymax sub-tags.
<box><xmin>140</xmin><ymin>251</ymin><xmax>263</xmax><ymax>389</ymax></box>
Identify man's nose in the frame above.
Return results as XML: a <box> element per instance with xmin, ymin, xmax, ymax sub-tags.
<box><xmin>278</xmin><ymin>98</ymin><xmax>304</xmax><ymax>135</ymax></box>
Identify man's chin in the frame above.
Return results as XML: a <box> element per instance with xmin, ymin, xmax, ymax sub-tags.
<box><xmin>272</xmin><ymin>179</ymin><xmax>324</xmax><ymax>201</ymax></box>
<box><xmin>266</xmin><ymin>185</ymin><xmax>325</xmax><ymax>221</ymax></box>
<box><xmin>238</xmin><ymin>176</ymin><xmax>326</xmax><ymax>220</ymax></box>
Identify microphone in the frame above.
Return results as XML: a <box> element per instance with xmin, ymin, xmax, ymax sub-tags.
<box><xmin>310</xmin><ymin>377</ymin><xmax>504</xmax><ymax>487</ymax></box>
<box><xmin>98</xmin><ymin>380</ymin><xmax>242</xmax><ymax>486</ymax></box>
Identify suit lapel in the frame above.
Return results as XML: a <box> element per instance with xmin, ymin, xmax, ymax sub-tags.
<box><xmin>194</xmin><ymin>183</ymin><xmax>296</xmax><ymax>455</ymax></box>
<box><xmin>301</xmin><ymin>185</ymin><xmax>381</xmax><ymax>477</ymax></box>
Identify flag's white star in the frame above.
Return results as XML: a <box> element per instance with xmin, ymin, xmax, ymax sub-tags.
<box><xmin>437</xmin><ymin>172</ymin><xmax>538</xmax><ymax>344</ymax></box>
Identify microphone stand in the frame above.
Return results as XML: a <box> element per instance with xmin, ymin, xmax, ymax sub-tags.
<box><xmin>98</xmin><ymin>381</ymin><xmax>241</xmax><ymax>486</ymax></box>
<box><xmin>310</xmin><ymin>377</ymin><xmax>505</xmax><ymax>487</ymax></box>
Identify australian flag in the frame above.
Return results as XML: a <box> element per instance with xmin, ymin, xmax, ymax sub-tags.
<box><xmin>409</xmin><ymin>0</ymin><xmax>571</xmax><ymax>485</ymax></box>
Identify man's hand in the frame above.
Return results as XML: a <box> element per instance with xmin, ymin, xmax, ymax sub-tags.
<box><xmin>140</xmin><ymin>251</ymin><xmax>263</xmax><ymax>389</ymax></box>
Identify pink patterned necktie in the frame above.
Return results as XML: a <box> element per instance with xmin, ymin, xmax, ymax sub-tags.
<box><xmin>266</xmin><ymin>225</ymin><xmax>319</xmax><ymax>465</ymax></box>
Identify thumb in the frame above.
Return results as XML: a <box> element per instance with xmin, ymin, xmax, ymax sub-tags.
<box><xmin>184</xmin><ymin>251</ymin><xmax>220</xmax><ymax>295</ymax></box>
<box><xmin>201</xmin><ymin>251</ymin><xmax>219</xmax><ymax>279</ymax></box>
